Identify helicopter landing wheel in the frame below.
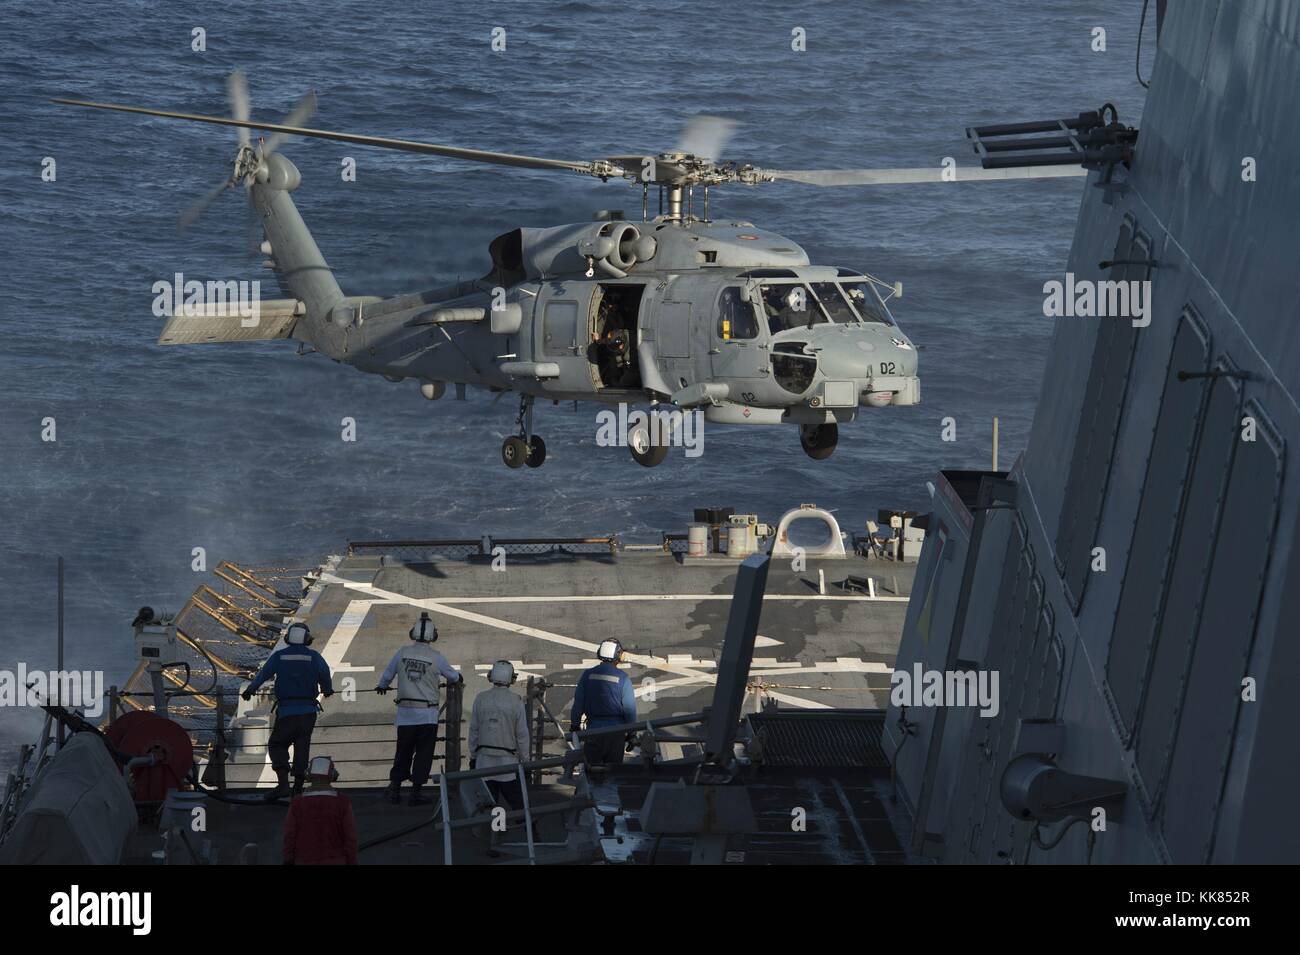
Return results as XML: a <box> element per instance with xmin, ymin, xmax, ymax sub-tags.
<box><xmin>629</xmin><ymin>425</ymin><xmax>668</xmax><ymax>468</ymax></box>
<box><xmin>502</xmin><ymin>436</ymin><xmax>528</xmax><ymax>469</ymax></box>
<box><xmin>526</xmin><ymin>435</ymin><xmax>547</xmax><ymax>468</ymax></box>
<box><xmin>799</xmin><ymin>422</ymin><xmax>838</xmax><ymax>460</ymax></box>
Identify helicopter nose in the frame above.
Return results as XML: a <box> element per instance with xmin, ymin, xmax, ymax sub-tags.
<box><xmin>809</xmin><ymin>325</ymin><xmax>916</xmax><ymax>405</ymax></box>
<box><xmin>813</xmin><ymin>327</ymin><xmax>913</xmax><ymax>375</ymax></box>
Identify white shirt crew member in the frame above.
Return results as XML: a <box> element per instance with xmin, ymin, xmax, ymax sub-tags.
<box><xmin>469</xmin><ymin>685</ymin><xmax>531</xmax><ymax>782</ymax></box>
<box><xmin>377</xmin><ymin>643</ymin><xmax>461</xmax><ymax>727</ymax></box>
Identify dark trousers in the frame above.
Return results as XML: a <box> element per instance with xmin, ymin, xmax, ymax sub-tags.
<box><xmin>486</xmin><ymin>778</ymin><xmax>523</xmax><ymax>809</ymax></box>
<box><xmin>486</xmin><ymin>779</ymin><xmax>534</xmax><ymax>838</ymax></box>
<box><xmin>390</xmin><ymin>723</ymin><xmax>438</xmax><ymax>788</ymax></box>
<box><xmin>269</xmin><ymin>712</ymin><xmax>317</xmax><ymax>778</ymax></box>
<box><xmin>582</xmin><ymin>730</ymin><xmax>626</xmax><ymax>767</ymax></box>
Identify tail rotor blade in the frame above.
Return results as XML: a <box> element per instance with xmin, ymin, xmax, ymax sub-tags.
<box><xmin>179</xmin><ymin>176</ymin><xmax>231</xmax><ymax>231</ymax></box>
<box><xmin>226</xmin><ymin>70</ymin><xmax>250</xmax><ymax>149</ymax></box>
<box><xmin>264</xmin><ymin>90</ymin><xmax>317</xmax><ymax>156</ymax></box>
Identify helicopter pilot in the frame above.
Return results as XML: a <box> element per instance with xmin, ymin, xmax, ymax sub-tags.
<box><xmin>761</xmin><ymin>283</ymin><xmax>828</xmax><ymax>335</ymax></box>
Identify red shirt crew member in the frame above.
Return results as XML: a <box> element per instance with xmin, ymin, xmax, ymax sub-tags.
<box><xmin>282</xmin><ymin>755</ymin><xmax>358</xmax><ymax>865</ymax></box>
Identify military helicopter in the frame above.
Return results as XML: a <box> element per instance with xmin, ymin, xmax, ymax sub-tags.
<box><xmin>55</xmin><ymin>73</ymin><xmax>1083</xmax><ymax>468</ymax></box>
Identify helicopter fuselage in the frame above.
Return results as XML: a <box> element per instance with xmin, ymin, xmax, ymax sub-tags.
<box><xmin>328</xmin><ymin>217</ymin><xmax>920</xmax><ymax>429</ymax></box>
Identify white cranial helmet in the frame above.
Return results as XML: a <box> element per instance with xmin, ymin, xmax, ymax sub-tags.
<box><xmin>307</xmin><ymin>755</ymin><xmax>339</xmax><ymax>782</ymax></box>
<box><xmin>409</xmin><ymin>612</ymin><xmax>437</xmax><ymax>642</ymax></box>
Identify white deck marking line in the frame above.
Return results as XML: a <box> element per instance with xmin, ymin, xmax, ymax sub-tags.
<box><xmin>831</xmin><ymin>777</ymin><xmax>876</xmax><ymax>864</ymax></box>
<box><xmin>319</xmin><ymin>598</ymin><xmax>378</xmax><ymax>674</ymax></box>
<box><xmin>257</xmin><ymin>761</ymin><xmax>278</xmax><ymax>786</ymax></box>
<box><xmin>557</xmin><ymin>657</ymin><xmax>890</xmax><ymax>675</ymax></box>
<box><xmin>319</xmin><ymin>573</ymin><xmax>832</xmax><ymax>710</ymax></box>
<box><xmin>832</xmin><ymin>657</ymin><xmax>893</xmax><ymax>672</ymax></box>
<box><xmin>664</xmin><ymin>655</ymin><xmax>715</xmax><ymax>668</ymax></box>
<box><xmin>426</xmin><ymin>593</ymin><xmax>907</xmax><ymax>604</ymax></box>
<box><xmin>562</xmin><ymin>660</ymin><xmax>632</xmax><ymax>669</ymax></box>
<box><xmin>746</xmin><ymin>662</ymin><xmax>893</xmax><ymax>676</ymax></box>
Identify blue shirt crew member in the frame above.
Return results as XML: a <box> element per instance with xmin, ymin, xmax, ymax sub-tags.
<box><xmin>243</xmin><ymin>621</ymin><xmax>334</xmax><ymax>797</ymax></box>
<box><xmin>571</xmin><ymin>639</ymin><xmax>637</xmax><ymax>766</ymax></box>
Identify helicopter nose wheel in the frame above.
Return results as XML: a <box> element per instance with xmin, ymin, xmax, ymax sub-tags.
<box><xmin>629</xmin><ymin>423</ymin><xmax>668</xmax><ymax>468</ymax></box>
<box><xmin>503</xmin><ymin>395</ymin><xmax>547</xmax><ymax>469</ymax></box>
<box><xmin>799</xmin><ymin>422</ymin><xmax>838</xmax><ymax>460</ymax></box>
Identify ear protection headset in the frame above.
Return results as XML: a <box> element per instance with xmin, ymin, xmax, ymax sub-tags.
<box><xmin>285</xmin><ymin>622</ymin><xmax>312</xmax><ymax>646</ymax></box>
<box><xmin>409</xmin><ymin>611</ymin><xmax>438</xmax><ymax>643</ymax></box>
<box><xmin>488</xmin><ymin>660</ymin><xmax>517</xmax><ymax>686</ymax></box>
<box><xmin>307</xmin><ymin>755</ymin><xmax>339</xmax><ymax>783</ymax></box>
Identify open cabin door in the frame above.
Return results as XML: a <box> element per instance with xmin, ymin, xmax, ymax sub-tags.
<box><xmin>533</xmin><ymin>282</ymin><xmax>596</xmax><ymax>395</ymax></box>
<box><xmin>590</xmin><ymin>282</ymin><xmax>647</xmax><ymax>392</ymax></box>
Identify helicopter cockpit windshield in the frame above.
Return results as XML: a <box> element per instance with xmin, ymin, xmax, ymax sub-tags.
<box><xmin>838</xmin><ymin>280</ymin><xmax>895</xmax><ymax>325</ymax></box>
<box><xmin>760</xmin><ymin>282</ymin><xmax>829</xmax><ymax>335</ymax></box>
<box><xmin>807</xmin><ymin>282</ymin><xmax>863</xmax><ymax>325</ymax></box>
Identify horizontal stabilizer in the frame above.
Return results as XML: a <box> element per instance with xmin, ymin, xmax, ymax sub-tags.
<box><xmin>405</xmin><ymin>305</ymin><xmax>488</xmax><ymax>327</ymax></box>
<box><xmin>157</xmin><ymin>298</ymin><xmax>304</xmax><ymax>345</ymax></box>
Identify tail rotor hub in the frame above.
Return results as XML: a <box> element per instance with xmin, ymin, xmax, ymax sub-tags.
<box><xmin>232</xmin><ymin>143</ymin><xmax>259</xmax><ymax>185</ymax></box>
<box><xmin>170</xmin><ymin>72</ymin><xmax>315</xmax><ymax>228</ymax></box>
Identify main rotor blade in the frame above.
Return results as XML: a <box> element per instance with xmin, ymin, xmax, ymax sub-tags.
<box><xmin>226</xmin><ymin>71</ymin><xmax>250</xmax><ymax>149</ymax></box>
<box><xmin>51</xmin><ymin>98</ymin><xmax>595</xmax><ymax>174</ymax></box>
<box><xmin>676</xmin><ymin>115</ymin><xmax>737</xmax><ymax>161</ymax></box>
<box><xmin>264</xmin><ymin>90</ymin><xmax>318</xmax><ymax>156</ymax></box>
<box><xmin>761</xmin><ymin>165</ymin><xmax>1088</xmax><ymax>186</ymax></box>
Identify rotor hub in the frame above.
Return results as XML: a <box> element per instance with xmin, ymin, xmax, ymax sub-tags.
<box><xmin>232</xmin><ymin>144</ymin><xmax>259</xmax><ymax>185</ymax></box>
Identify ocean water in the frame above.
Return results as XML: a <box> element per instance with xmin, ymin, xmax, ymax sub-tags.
<box><xmin>0</xmin><ymin>0</ymin><xmax>1147</xmax><ymax>763</ymax></box>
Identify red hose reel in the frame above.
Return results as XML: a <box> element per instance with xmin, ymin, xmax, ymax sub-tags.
<box><xmin>105</xmin><ymin>710</ymin><xmax>194</xmax><ymax>803</ymax></box>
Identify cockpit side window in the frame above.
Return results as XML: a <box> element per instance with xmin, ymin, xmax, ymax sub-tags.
<box><xmin>840</xmin><ymin>281</ymin><xmax>894</xmax><ymax>325</ymax></box>
<box><xmin>716</xmin><ymin>286</ymin><xmax>759</xmax><ymax>340</ymax></box>
<box><xmin>760</xmin><ymin>283</ymin><xmax>827</xmax><ymax>335</ymax></box>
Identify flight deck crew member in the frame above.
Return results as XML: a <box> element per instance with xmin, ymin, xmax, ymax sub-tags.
<box><xmin>282</xmin><ymin>756</ymin><xmax>358</xmax><ymax>866</ymax></box>
<box><xmin>376</xmin><ymin>611</ymin><xmax>463</xmax><ymax>806</ymax></box>
<box><xmin>469</xmin><ymin>660</ymin><xmax>532</xmax><ymax>812</ymax></box>
<box><xmin>571</xmin><ymin>639</ymin><xmax>637</xmax><ymax>766</ymax></box>
<box><xmin>243</xmin><ymin>622</ymin><xmax>334</xmax><ymax>797</ymax></box>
